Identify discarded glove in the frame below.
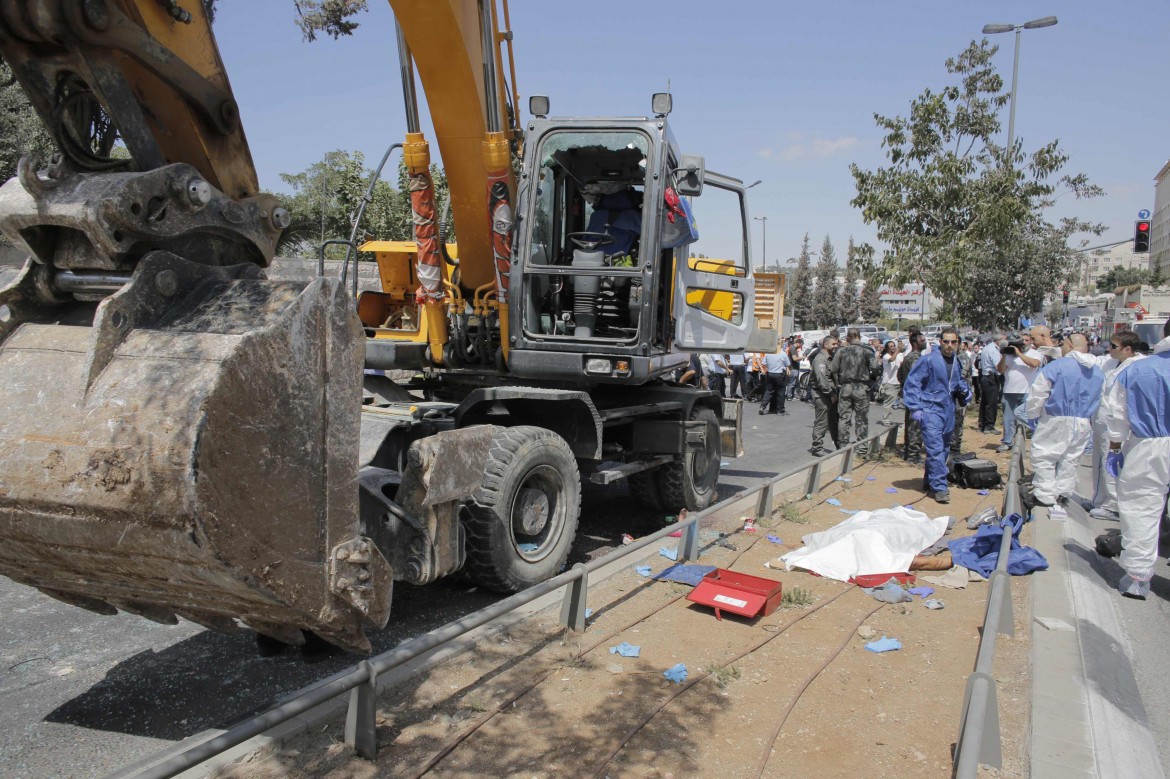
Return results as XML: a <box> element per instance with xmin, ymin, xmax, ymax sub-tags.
<box><xmin>659</xmin><ymin>546</ymin><xmax>679</xmax><ymax>561</ymax></box>
<box><xmin>766</xmin><ymin>534</ymin><xmax>784</xmax><ymax>545</ymax></box>
<box><xmin>609</xmin><ymin>642</ymin><xmax>641</xmax><ymax>657</ymax></box>
<box><xmin>663</xmin><ymin>663</ymin><xmax>688</xmax><ymax>684</ymax></box>
<box><xmin>1106</xmin><ymin>451</ymin><xmax>1124</xmax><ymax>478</ymax></box>
<box><xmin>924</xmin><ymin>599</ymin><xmax>945</xmax><ymax>610</ymax></box>
<box><xmin>867</xmin><ymin>580</ymin><xmax>913</xmax><ymax>603</ymax></box>
<box><xmin>885</xmin><ymin>487</ymin><xmax>898</xmax><ymax>494</ymax></box>
<box><xmin>864</xmin><ymin>636</ymin><xmax>902</xmax><ymax>653</ymax></box>
<box><xmin>635</xmin><ymin>565</ymin><xmax>653</xmax><ymax>577</ymax></box>
<box><xmin>826</xmin><ymin>498</ymin><xmax>842</xmax><ymax>506</ymax></box>
<box><xmin>907</xmin><ymin>586</ymin><xmax>935</xmax><ymax>598</ymax></box>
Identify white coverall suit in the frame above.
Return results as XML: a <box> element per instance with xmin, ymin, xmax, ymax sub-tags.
<box><xmin>1023</xmin><ymin>351</ymin><xmax>1103</xmax><ymax>505</ymax></box>
<box><xmin>1090</xmin><ymin>352</ymin><xmax>1145</xmax><ymax>514</ymax></box>
<box><xmin>1104</xmin><ymin>337</ymin><xmax>1170</xmax><ymax>598</ymax></box>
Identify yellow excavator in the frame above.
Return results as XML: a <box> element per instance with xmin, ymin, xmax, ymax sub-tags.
<box><xmin>0</xmin><ymin>0</ymin><xmax>759</xmax><ymax>653</ymax></box>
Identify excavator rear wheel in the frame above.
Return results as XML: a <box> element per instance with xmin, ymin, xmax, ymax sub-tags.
<box><xmin>463</xmin><ymin>426</ymin><xmax>581</xmax><ymax>592</ymax></box>
<box><xmin>657</xmin><ymin>406</ymin><xmax>721</xmax><ymax>512</ymax></box>
<box><xmin>627</xmin><ymin>469</ymin><xmax>665</xmax><ymax>511</ymax></box>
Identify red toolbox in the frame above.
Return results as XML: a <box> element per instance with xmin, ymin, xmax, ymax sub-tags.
<box><xmin>686</xmin><ymin>568</ymin><xmax>783</xmax><ymax>620</ymax></box>
<box><xmin>848</xmin><ymin>572</ymin><xmax>916</xmax><ymax>588</ymax></box>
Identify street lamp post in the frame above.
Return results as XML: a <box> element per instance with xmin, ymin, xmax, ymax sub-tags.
<box><xmin>753</xmin><ymin>215</ymin><xmax>767</xmax><ymax>273</ymax></box>
<box><xmin>982</xmin><ymin>16</ymin><xmax>1058</xmax><ymax>157</ymax></box>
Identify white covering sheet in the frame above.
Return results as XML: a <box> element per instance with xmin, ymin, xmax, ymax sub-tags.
<box><xmin>780</xmin><ymin>507</ymin><xmax>949</xmax><ymax>582</ymax></box>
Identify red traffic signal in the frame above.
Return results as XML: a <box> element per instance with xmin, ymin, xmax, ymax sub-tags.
<box><xmin>1134</xmin><ymin>220</ymin><xmax>1151</xmax><ymax>253</ymax></box>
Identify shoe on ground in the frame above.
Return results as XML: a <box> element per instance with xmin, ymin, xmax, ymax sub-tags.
<box><xmin>1119</xmin><ymin>574</ymin><xmax>1150</xmax><ymax>600</ymax></box>
<box><xmin>995</xmin><ymin>444</ymin><xmax>1011</xmax><ymax>453</ymax></box>
<box><xmin>810</xmin><ymin>448</ymin><xmax>825</xmax><ymax>457</ymax></box>
<box><xmin>934</xmin><ymin>490</ymin><xmax>951</xmax><ymax>504</ymax></box>
<box><xmin>1089</xmin><ymin>506</ymin><xmax>1120</xmax><ymax>520</ymax></box>
<box><xmin>906</xmin><ymin>455</ymin><xmax>924</xmax><ymax>465</ymax></box>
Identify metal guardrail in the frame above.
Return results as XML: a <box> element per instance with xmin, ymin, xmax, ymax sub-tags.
<box><xmin>129</xmin><ymin>423</ymin><xmax>902</xmax><ymax>779</ymax></box>
<box><xmin>952</xmin><ymin>431</ymin><xmax>1028</xmax><ymax>777</ymax></box>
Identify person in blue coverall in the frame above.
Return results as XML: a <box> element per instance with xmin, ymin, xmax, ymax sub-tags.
<box><xmin>901</xmin><ymin>327</ymin><xmax>972</xmax><ymax>504</ymax></box>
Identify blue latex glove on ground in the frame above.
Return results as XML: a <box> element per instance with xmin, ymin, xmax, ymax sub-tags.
<box><xmin>864</xmin><ymin>636</ymin><xmax>902</xmax><ymax>653</ymax></box>
<box><xmin>911</xmin><ymin>410</ymin><xmax>924</xmax><ymax>423</ymax></box>
<box><xmin>609</xmin><ymin>641</ymin><xmax>641</xmax><ymax>657</ymax></box>
<box><xmin>663</xmin><ymin>663</ymin><xmax>688</xmax><ymax>684</ymax></box>
<box><xmin>1106</xmin><ymin>451</ymin><xmax>1124</xmax><ymax>478</ymax></box>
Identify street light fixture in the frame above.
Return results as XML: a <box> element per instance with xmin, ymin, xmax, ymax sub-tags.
<box><xmin>745</xmin><ymin>179</ymin><xmax>762</xmax><ymax>189</ymax></box>
<box><xmin>982</xmin><ymin>16</ymin><xmax>1058</xmax><ymax>158</ymax></box>
<box><xmin>753</xmin><ymin>215</ymin><xmax>767</xmax><ymax>272</ymax></box>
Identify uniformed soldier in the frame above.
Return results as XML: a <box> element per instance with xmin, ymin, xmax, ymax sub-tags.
<box><xmin>898</xmin><ymin>331</ymin><xmax>926</xmax><ymax>463</ymax></box>
<box><xmin>951</xmin><ymin>341</ymin><xmax>975</xmax><ymax>453</ymax></box>
<box><xmin>831</xmin><ymin>328</ymin><xmax>880</xmax><ymax>457</ymax></box>
<box><xmin>810</xmin><ymin>335</ymin><xmax>841</xmax><ymax>456</ymax></box>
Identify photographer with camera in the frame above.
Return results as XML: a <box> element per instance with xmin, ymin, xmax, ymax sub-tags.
<box><xmin>996</xmin><ymin>331</ymin><xmax>1043</xmax><ymax>453</ymax></box>
<box><xmin>902</xmin><ymin>327</ymin><xmax>972</xmax><ymax>503</ymax></box>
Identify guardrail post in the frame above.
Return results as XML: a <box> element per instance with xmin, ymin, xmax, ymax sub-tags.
<box><xmin>756</xmin><ymin>482</ymin><xmax>774</xmax><ymax>522</ymax></box>
<box><xmin>841</xmin><ymin>447</ymin><xmax>855</xmax><ymax>476</ymax></box>
<box><xmin>885</xmin><ymin>423</ymin><xmax>899</xmax><ymax>452</ymax></box>
<box><xmin>344</xmin><ymin>661</ymin><xmax>378</xmax><ymax>760</ymax></box>
<box><xmin>953</xmin><ymin>671</ymin><xmax>1001</xmax><ymax>773</ymax></box>
<box><xmin>805</xmin><ymin>460</ymin><xmax>822</xmax><ymax>499</ymax></box>
<box><xmin>559</xmin><ymin>564</ymin><xmax>589</xmax><ymax>632</ymax></box>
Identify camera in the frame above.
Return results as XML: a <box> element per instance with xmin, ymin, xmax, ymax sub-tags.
<box><xmin>1001</xmin><ymin>340</ymin><xmax>1025</xmax><ymax>356</ymax></box>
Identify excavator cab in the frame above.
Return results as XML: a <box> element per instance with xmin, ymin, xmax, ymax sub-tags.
<box><xmin>509</xmin><ymin>109</ymin><xmax>755</xmax><ymax>383</ymax></box>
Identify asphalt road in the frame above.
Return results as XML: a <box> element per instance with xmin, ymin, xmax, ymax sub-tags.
<box><xmin>0</xmin><ymin>393</ymin><xmax>830</xmax><ymax>779</ymax></box>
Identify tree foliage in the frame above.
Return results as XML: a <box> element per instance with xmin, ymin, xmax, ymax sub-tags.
<box><xmin>840</xmin><ymin>237</ymin><xmax>860</xmax><ymax>323</ymax></box>
<box><xmin>811</xmin><ymin>235</ymin><xmax>840</xmax><ymax>328</ymax></box>
<box><xmin>274</xmin><ymin>150</ymin><xmax>449</xmax><ymax>259</ymax></box>
<box><xmin>0</xmin><ymin>62</ymin><xmax>56</xmax><ymax>192</ymax></box>
<box><xmin>858</xmin><ymin>278</ymin><xmax>883</xmax><ymax>322</ymax></box>
<box><xmin>292</xmin><ymin>0</ymin><xmax>369</xmax><ymax>41</ymax></box>
<box><xmin>1094</xmin><ymin>264</ymin><xmax>1163</xmax><ymax>293</ymax></box>
<box><xmin>850</xmin><ymin>40</ymin><xmax>1104</xmax><ymax>331</ymax></box>
<box><xmin>789</xmin><ymin>233</ymin><xmax>814</xmax><ymax>327</ymax></box>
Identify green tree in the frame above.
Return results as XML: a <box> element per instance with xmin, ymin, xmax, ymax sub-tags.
<box><xmin>811</xmin><ymin>235</ymin><xmax>840</xmax><ymax>328</ymax></box>
<box><xmin>840</xmin><ymin>237</ymin><xmax>861</xmax><ymax>323</ymax></box>
<box><xmin>789</xmin><ymin>234</ymin><xmax>814</xmax><ymax>328</ymax></box>
<box><xmin>850</xmin><ymin>40</ymin><xmax>1103</xmax><ymax>331</ymax></box>
<box><xmin>0</xmin><ymin>62</ymin><xmax>56</xmax><ymax>197</ymax></box>
<box><xmin>858</xmin><ymin>278</ymin><xmax>883</xmax><ymax>322</ymax></box>
<box><xmin>1095</xmin><ymin>265</ymin><xmax>1160</xmax><ymax>292</ymax></box>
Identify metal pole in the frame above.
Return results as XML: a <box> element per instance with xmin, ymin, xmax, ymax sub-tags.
<box><xmin>395</xmin><ymin>21</ymin><xmax>421</xmax><ymax>134</ymax></box>
<box><xmin>1006</xmin><ymin>27</ymin><xmax>1021</xmax><ymax>157</ymax></box>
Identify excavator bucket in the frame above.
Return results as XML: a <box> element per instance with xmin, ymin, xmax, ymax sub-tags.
<box><xmin>0</xmin><ymin>252</ymin><xmax>395</xmax><ymax>653</ymax></box>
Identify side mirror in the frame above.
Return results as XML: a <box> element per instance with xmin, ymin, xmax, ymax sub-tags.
<box><xmin>675</xmin><ymin>154</ymin><xmax>705</xmax><ymax>197</ymax></box>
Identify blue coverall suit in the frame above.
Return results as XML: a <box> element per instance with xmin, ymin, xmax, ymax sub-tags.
<box><xmin>902</xmin><ymin>350</ymin><xmax>972</xmax><ymax>492</ymax></box>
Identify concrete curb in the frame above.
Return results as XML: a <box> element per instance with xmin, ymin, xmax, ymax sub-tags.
<box><xmin>1028</xmin><ymin>481</ymin><xmax>1165</xmax><ymax>778</ymax></box>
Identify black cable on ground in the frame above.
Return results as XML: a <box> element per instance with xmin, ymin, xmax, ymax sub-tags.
<box><xmin>410</xmin><ymin>529</ymin><xmax>768</xmax><ymax>778</ymax></box>
<box><xmin>753</xmin><ymin>600</ymin><xmax>885</xmax><ymax>778</ymax></box>
<box><xmin>591</xmin><ymin>584</ymin><xmax>857</xmax><ymax>778</ymax></box>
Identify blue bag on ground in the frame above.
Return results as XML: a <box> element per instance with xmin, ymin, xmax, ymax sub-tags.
<box><xmin>948</xmin><ymin>513</ymin><xmax>1048</xmax><ymax>577</ymax></box>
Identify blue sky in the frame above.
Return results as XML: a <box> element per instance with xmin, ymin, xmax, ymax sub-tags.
<box><xmin>214</xmin><ymin>1</ymin><xmax>1169</xmax><ymax>266</ymax></box>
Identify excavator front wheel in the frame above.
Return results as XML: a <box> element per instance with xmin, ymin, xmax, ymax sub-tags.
<box><xmin>463</xmin><ymin>426</ymin><xmax>581</xmax><ymax>592</ymax></box>
<box><xmin>658</xmin><ymin>405</ymin><xmax>721</xmax><ymax>512</ymax></box>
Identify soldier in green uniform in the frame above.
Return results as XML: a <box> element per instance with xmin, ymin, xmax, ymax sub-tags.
<box><xmin>831</xmin><ymin>327</ymin><xmax>881</xmax><ymax>457</ymax></box>
<box><xmin>810</xmin><ymin>336</ymin><xmax>841</xmax><ymax>456</ymax></box>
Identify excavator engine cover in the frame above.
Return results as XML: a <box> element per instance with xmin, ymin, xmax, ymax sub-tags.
<box><xmin>0</xmin><ymin>252</ymin><xmax>392</xmax><ymax>653</ymax></box>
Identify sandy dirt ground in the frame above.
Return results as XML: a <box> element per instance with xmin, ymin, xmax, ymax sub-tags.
<box><xmin>222</xmin><ymin>426</ymin><xmax>1034</xmax><ymax>779</ymax></box>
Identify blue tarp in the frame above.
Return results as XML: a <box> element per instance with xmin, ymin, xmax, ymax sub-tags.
<box><xmin>948</xmin><ymin>513</ymin><xmax>1048</xmax><ymax>577</ymax></box>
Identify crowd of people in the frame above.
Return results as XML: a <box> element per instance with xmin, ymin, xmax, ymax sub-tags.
<box><xmin>681</xmin><ymin>318</ymin><xmax>1170</xmax><ymax>602</ymax></box>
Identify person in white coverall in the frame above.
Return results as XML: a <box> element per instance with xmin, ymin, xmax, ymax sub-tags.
<box><xmin>1088</xmin><ymin>330</ymin><xmax>1144</xmax><ymax>520</ymax></box>
<box><xmin>1104</xmin><ymin>319</ymin><xmax>1170</xmax><ymax>600</ymax></box>
<box><xmin>1023</xmin><ymin>334</ymin><xmax>1103</xmax><ymax>508</ymax></box>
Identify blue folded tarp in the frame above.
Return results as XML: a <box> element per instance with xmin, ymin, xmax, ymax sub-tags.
<box><xmin>948</xmin><ymin>513</ymin><xmax>1048</xmax><ymax>577</ymax></box>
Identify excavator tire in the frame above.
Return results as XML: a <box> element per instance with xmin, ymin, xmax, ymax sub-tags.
<box><xmin>627</xmin><ymin>469</ymin><xmax>665</xmax><ymax>511</ymax></box>
<box><xmin>463</xmin><ymin>426</ymin><xmax>581</xmax><ymax>592</ymax></box>
<box><xmin>658</xmin><ymin>406</ymin><xmax>721</xmax><ymax>512</ymax></box>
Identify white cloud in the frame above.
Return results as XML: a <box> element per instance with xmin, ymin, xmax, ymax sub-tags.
<box><xmin>775</xmin><ymin>136</ymin><xmax>860</xmax><ymax>162</ymax></box>
<box><xmin>758</xmin><ymin>147</ymin><xmax>775</xmax><ymax>159</ymax></box>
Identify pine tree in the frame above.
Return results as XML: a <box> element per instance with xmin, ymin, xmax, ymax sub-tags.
<box><xmin>789</xmin><ymin>234</ymin><xmax>814</xmax><ymax>328</ymax></box>
<box><xmin>858</xmin><ymin>278</ymin><xmax>884</xmax><ymax>322</ymax></box>
<box><xmin>840</xmin><ymin>237</ymin><xmax>860</xmax><ymax>324</ymax></box>
<box><xmin>811</xmin><ymin>235</ymin><xmax>840</xmax><ymax>328</ymax></box>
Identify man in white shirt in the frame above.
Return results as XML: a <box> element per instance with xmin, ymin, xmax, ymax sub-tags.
<box><xmin>727</xmin><ymin>352</ymin><xmax>747</xmax><ymax>399</ymax></box>
<box><xmin>706</xmin><ymin>353</ymin><xmax>728</xmax><ymax>397</ymax></box>
<box><xmin>996</xmin><ymin>333</ymin><xmax>1043</xmax><ymax>453</ymax></box>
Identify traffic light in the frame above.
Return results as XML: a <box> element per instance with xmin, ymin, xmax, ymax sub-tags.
<box><xmin>1134</xmin><ymin>220</ymin><xmax>1151</xmax><ymax>253</ymax></box>
<box><xmin>1062</xmin><ymin>289</ymin><xmax>1069</xmax><ymax>304</ymax></box>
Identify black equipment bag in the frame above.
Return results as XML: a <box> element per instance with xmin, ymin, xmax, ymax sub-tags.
<box><xmin>953</xmin><ymin>458</ymin><xmax>1002</xmax><ymax>489</ymax></box>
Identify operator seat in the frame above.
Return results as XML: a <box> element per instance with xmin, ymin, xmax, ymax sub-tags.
<box><xmin>585</xmin><ymin>189</ymin><xmax>642</xmax><ymax>258</ymax></box>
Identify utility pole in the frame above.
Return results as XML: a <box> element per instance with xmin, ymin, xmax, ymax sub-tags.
<box><xmin>753</xmin><ymin>216</ymin><xmax>767</xmax><ymax>273</ymax></box>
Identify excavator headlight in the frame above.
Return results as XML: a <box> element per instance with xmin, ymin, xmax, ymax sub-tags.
<box><xmin>529</xmin><ymin>95</ymin><xmax>549</xmax><ymax>118</ymax></box>
<box><xmin>652</xmin><ymin>93</ymin><xmax>672</xmax><ymax>116</ymax></box>
<box><xmin>585</xmin><ymin>358</ymin><xmax>612</xmax><ymax>375</ymax></box>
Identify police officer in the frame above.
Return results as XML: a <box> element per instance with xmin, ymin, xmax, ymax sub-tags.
<box><xmin>902</xmin><ymin>327</ymin><xmax>972</xmax><ymax>503</ymax></box>
<box><xmin>831</xmin><ymin>328</ymin><xmax>879</xmax><ymax>457</ymax></box>
<box><xmin>810</xmin><ymin>335</ymin><xmax>841</xmax><ymax>456</ymax></box>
